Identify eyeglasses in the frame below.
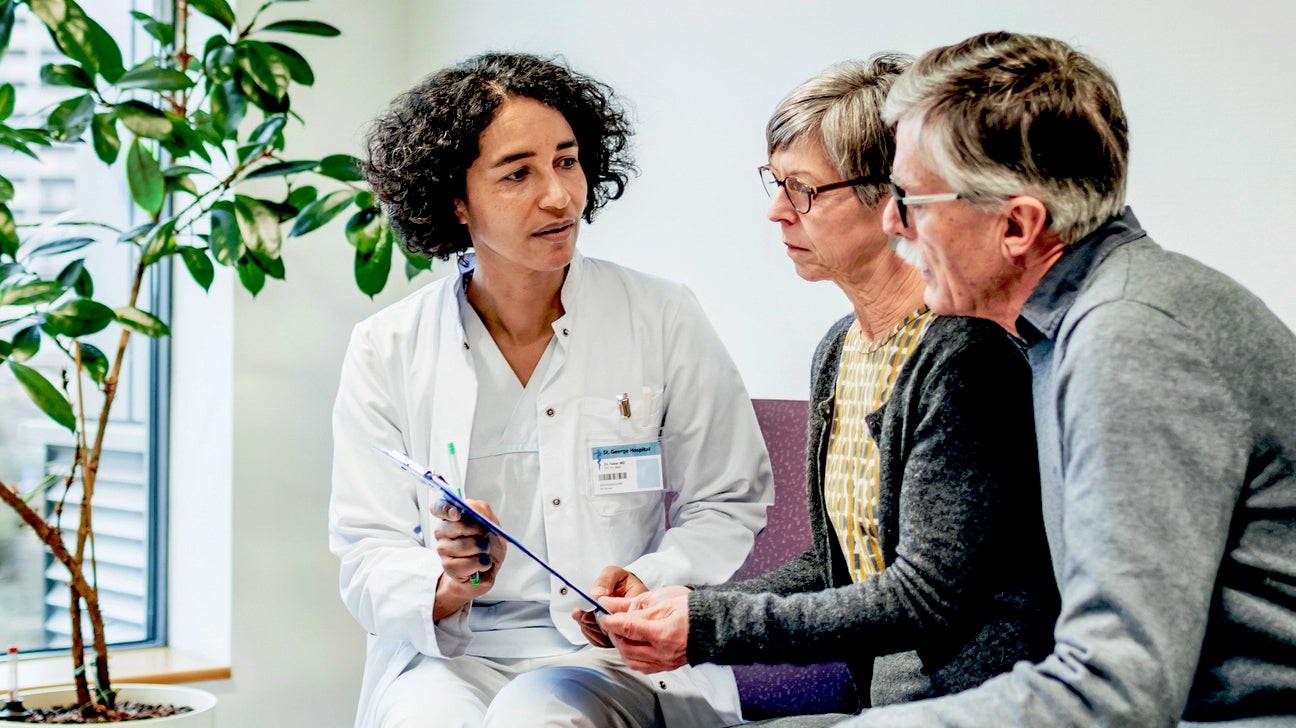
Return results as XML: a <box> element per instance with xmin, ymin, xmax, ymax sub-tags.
<box><xmin>888</xmin><ymin>182</ymin><xmax>964</xmax><ymax>227</ymax></box>
<box><xmin>759</xmin><ymin>165</ymin><xmax>885</xmax><ymax>214</ymax></box>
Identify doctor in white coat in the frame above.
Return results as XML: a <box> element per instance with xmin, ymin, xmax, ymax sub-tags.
<box><xmin>329</xmin><ymin>52</ymin><xmax>773</xmax><ymax>728</ymax></box>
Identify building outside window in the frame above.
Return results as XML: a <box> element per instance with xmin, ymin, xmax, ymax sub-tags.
<box><xmin>0</xmin><ymin>0</ymin><xmax>165</xmax><ymax>656</ymax></box>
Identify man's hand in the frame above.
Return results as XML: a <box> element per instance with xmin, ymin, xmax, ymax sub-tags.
<box><xmin>431</xmin><ymin>498</ymin><xmax>506</xmax><ymax>621</ymax></box>
<box><xmin>597</xmin><ymin>586</ymin><xmax>691</xmax><ymax>673</ymax></box>
<box><xmin>570</xmin><ymin>565</ymin><xmax>648</xmax><ymax>647</ymax></box>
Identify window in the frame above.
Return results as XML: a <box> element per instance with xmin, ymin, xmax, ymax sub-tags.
<box><xmin>0</xmin><ymin>0</ymin><xmax>165</xmax><ymax>656</ymax></box>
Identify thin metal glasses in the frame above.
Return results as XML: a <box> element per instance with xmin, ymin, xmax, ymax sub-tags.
<box><xmin>888</xmin><ymin>182</ymin><xmax>963</xmax><ymax>227</ymax></box>
<box><xmin>759</xmin><ymin>165</ymin><xmax>885</xmax><ymax>214</ymax></box>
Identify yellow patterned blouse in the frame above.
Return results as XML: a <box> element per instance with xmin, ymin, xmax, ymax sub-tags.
<box><xmin>823</xmin><ymin>307</ymin><xmax>935</xmax><ymax>583</ymax></box>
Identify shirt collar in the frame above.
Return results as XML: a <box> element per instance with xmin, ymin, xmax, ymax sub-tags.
<box><xmin>1015</xmin><ymin>206</ymin><xmax>1147</xmax><ymax>345</ymax></box>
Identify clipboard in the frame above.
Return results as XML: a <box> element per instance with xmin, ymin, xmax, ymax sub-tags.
<box><xmin>374</xmin><ymin>447</ymin><xmax>610</xmax><ymax>614</ymax></box>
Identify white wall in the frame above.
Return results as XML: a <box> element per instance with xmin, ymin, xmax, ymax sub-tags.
<box><xmin>205</xmin><ymin>1</ymin><xmax>1295</xmax><ymax>724</ymax></box>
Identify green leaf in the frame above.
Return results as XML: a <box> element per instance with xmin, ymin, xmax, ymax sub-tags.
<box><xmin>234</xmin><ymin>195</ymin><xmax>282</xmax><ymax>259</ymax></box>
<box><xmin>187</xmin><ymin>0</ymin><xmax>236</xmax><ymax>32</ymax></box>
<box><xmin>249</xmin><ymin>248</ymin><xmax>285</xmax><ymax>280</ymax></box>
<box><xmin>116</xmin><ymin>100</ymin><xmax>171</xmax><ymax>139</ymax></box>
<box><xmin>0</xmin><ymin>83</ymin><xmax>13</xmax><ymax>121</ymax></box>
<box><xmin>318</xmin><ymin>153</ymin><xmax>362</xmax><ymax>182</ymax></box>
<box><xmin>25</xmin><ymin>236</ymin><xmax>94</xmax><ymax>258</ymax></box>
<box><xmin>235</xmin><ymin>254</ymin><xmax>265</xmax><ymax>296</ymax></box>
<box><xmin>0</xmin><ymin>339</ymin><xmax>8</xmax><ymax>363</ymax></box>
<box><xmin>40</xmin><ymin>63</ymin><xmax>94</xmax><ymax>89</ymax></box>
<box><xmin>288</xmin><ymin>189</ymin><xmax>355</xmax><ymax>237</ymax></box>
<box><xmin>0</xmin><ymin>2</ymin><xmax>15</xmax><ymax>64</ymax></box>
<box><xmin>127</xmin><ymin>139</ymin><xmax>165</xmax><ymax>216</ymax></box>
<box><xmin>178</xmin><ymin>246</ymin><xmax>214</xmax><ymax>291</ymax></box>
<box><xmin>402</xmin><ymin>243</ymin><xmax>432</xmax><ymax>280</ymax></box>
<box><xmin>211</xmin><ymin>79</ymin><xmax>246</xmax><ymax>139</ymax></box>
<box><xmin>244</xmin><ymin>159</ymin><xmax>317</xmax><ymax>180</ymax></box>
<box><xmin>234</xmin><ymin>67</ymin><xmax>289</xmax><ymax>114</ymax></box>
<box><xmin>203</xmin><ymin>41</ymin><xmax>236</xmax><ymax>83</ymax></box>
<box><xmin>56</xmin><ymin>257</ymin><xmax>92</xmax><ymax>297</ymax></box>
<box><xmin>0</xmin><ymin>280</ymin><xmax>63</xmax><ymax>306</ymax></box>
<box><xmin>7</xmin><ymin>359</ymin><xmax>74</xmax><ymax>431</ymax></box>
<box><xmin>115</xmin><ymin>65</ymin><xmax>194</xmax><ymax>91</ymax></box>
<box><xmin>260</xmin><ymin>19</ymin><xmax>340</xmax><ymax>37</ymax></box>
<box><xmin>208</xmin><ymin>202</ymin><xmax>240</xmax><ymax>265</ymax></box>
<box><xmin>28</xmin><ymin>0</ymin><xmax>125</xmax><ymax>82</ymax></box>
<box><xmin>118</xmin><ymin>221</ymin><xmax>155</xmax><ymax>245</ymax></box>
<box><xmin>353</xmin><ymin>190</ymin><xmax>373</xmax><ymax>210</ymax></box>
<box><xmin>264</xmin><ymin>42</ymin><xmax>313</xmax><ymax>86</ymax></box>
<box><xmin>11</xmin><ymin>324</ymin><xmax>39</xmax><ymax>362</ymax></box>
<box><xmin>163</xmin><ymin>117</ymin><xmax>212</xmax><ymax>163</ymax></box>
<box><xmin>140</xmin><ymin>217</ymin><xmax>177</xmax><ymax>266</ymax></box>
<box><xmin>344</xmin><ymin>206</ymin><xmax>381</xmax><ymax>255</ymax></box>
<box><xmin>0</xmin><ymin>203</ymin><xmax>14</xmax><ymax>258</ymax></box>
<box><xmin>42</xmin><ymin>297</ymin><xmax>115</xmax><ymax>337</ymax></box>
<box><xmin>0</xmin><ymin>174</ymin><xmax>12</xmax><ymax>202</ymax></box>
<box><xmin>285</xmin><ymin>185</ymin><xmax>317</xmax><ymax>211</ymax></box>
<box><xmin>90</xmin><ymin>112</ymin><xmax>119</xmax><ymax>164</ymax></box>
<box><xmin>75</xmin><ymin>341</ymin><xmax>107</xmax><ymax>384</ymax></box>
<box><xmin>113</xmin><ymin>305</ymin><xmax>169</xmax><ymax>337</ymax></box>
<box><xmin>47</xmin><ymin>93</ymin><xmax>95</xmax><ymax>141</ymax></box>
<box><xmin>236</xmin><ymin>40</ymin><xmax>291</xmax><ymax>102</ymax></box>
<box><xmin>355</xmin><ymin>222</ymin><xmax>393</xmax><ymax>297</ymax></box>
<box><xmin>244</xmin><ymin>114</ymin><xmax>287</xmax><ymax>157</ymax></box>
<box><xmin>129</xmin><ymin>10</ymin><xmax>172</xmax><ymax>45</ymax></box>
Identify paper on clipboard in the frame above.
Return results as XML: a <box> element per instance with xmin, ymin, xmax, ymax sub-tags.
<box><xmin>374</xmin><ymin>447</ymin><xmax>609</xmax><ymax>614</ymax></box>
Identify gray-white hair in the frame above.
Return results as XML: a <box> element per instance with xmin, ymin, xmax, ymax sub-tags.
<box><xmin>766</xmin><ymin>53</ymin><xmax>912</xmax><ymax>208</ymax></box>
<box><xmin>882</xmin><ymin>32</ymin><xmax>1129</xmax><ymax>244</ymax></box>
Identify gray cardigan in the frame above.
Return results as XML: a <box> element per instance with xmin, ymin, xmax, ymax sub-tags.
<box><xmin>688</xmin><ymin>314</ymin><xmax>1059</xmax><ymax>706</ymax></box>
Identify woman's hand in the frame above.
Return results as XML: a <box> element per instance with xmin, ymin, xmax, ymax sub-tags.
<box><xmin>598</xmin><ymin>585</ymin><xmax>693</xmax><ymax>673</ymax></box>
<box><xmin>431</xmin><ymin>498</ymin><xmax>506</xmax><ymax>621</ymax></box>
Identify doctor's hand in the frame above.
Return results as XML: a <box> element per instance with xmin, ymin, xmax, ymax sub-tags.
<box><xmin>597</xmin><ymin>586</ymin><xmax>692</xmax><ymax>673</ymax></box>
<box><xmin>570</xmin><ymin>565</ymin><xmax>648</xmax><ymax>648</ymax></box>
<box><xmin>431</xmin><ymin>498</ymin><xmax>506</xmax><ymax>621</ymax></box>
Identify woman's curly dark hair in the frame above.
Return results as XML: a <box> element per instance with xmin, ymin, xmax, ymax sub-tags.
<box><xmin>363</xmin><ymin>52</ymin><xmax>637</xmax><ymax>260</ymax></box>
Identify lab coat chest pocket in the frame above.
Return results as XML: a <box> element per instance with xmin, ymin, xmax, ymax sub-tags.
<box><xmin>579</xmin><ymin>388</ymin><xmax>666</xmax><ymax>517</ymax></box>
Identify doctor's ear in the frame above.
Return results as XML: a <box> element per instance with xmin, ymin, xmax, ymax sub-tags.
<box><xmin>1000</xmin><ymin>196</ymin><xmax>1050</xmax><ymax>260</ymax></box>
<box><xmin>453</xmin><ymin>199</ymin><xmax>468</xmax><ymax>225</ymax></box>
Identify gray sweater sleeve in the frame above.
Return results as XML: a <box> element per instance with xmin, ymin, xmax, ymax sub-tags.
<box><xmin>686</xmin><ymin>328</ymin><xmax>1037</xmax><ymax>666</ymax></box>
<box><xmin>842</xmin><ymin>301</ymin><xmax>1253</xmax><ymax>726</ymax></box>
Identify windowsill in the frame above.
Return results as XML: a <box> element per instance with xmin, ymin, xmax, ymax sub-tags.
<box><xmin>11</xmin><ymin>647</ymin><xmax>230</xmax><ymax>692</ymax></box>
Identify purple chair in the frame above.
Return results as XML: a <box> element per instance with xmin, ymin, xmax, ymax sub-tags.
<box><xmin>730</xmin><ymin>399</ymin><xmax>860</xmax><ymax>720</ymax></box>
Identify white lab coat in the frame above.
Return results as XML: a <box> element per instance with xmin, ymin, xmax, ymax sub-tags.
<box><xmin>329</xmin><ymin>252</ymin><xmax>774</xmax><ymax>727</ymax></box>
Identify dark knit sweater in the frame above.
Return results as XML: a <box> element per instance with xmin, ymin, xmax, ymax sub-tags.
<box><xmin>688</xmin><ymin>314</ymin><xmax>1059</xmax><ymax>706</ymax></box>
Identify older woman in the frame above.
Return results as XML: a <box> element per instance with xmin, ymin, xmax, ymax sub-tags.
<box><xmin>597</xmin><ymin>55</ymin><xmax>1058</xmax><ymax>723</ymax></box>
<box><xmin>328</xmin><ymin>53</ymin><xmax>772</xmax><ymax>728</ymax></box>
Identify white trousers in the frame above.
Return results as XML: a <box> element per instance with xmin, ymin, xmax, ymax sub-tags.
<box><xmin>375</xmin><ymin>646</ymin><xmax>717</xmax><ymax>728</ymax></box>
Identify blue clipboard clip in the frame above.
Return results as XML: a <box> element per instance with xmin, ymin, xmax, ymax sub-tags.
<box><xmin>373</xmin><ymin>446</ymin><xmax>610</xmax><ymax>615</ymax></box>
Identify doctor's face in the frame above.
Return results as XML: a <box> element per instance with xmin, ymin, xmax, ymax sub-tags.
<box><xmin>454</xmin><ymin>96</ymin><xmax>588</xmax><ymax>277</ymax></box>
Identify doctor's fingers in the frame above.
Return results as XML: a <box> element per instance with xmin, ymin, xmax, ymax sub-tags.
<box><xmin>441</xmin><ymin>552</ymin><xmax>496</xmax><ymax>581</ymax></box>
<box><xmin>435</xmin><ymin>532</ymin><xmax>491</xmax><ymax>559</ymax></box>
<box><xmin>432</xmin><ymin>515</ymin><xmax>489</xmax><ymax>541</ymax></box>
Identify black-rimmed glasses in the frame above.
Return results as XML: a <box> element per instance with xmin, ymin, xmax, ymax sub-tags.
<box><xmin>759</xmin><ymin>165</ymin><xmax>885</xmax><ymax>214</ymax></box>
<box><xmin>888</xmin><ymin>182</ymin><xmax>963</xmax><ymax>228</ymax></box>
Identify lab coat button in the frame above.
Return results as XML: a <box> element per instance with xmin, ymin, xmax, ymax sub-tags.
<box><xmin>551</xmin><ymin>497</ymin><xmax>561</xmax><ymax>506</ymax></box>
<box><xmin>658</xmin><ymin>680</ymin><xmax>667</xmax><ymax>690</ymax></box>
<box><xmin>545</xmin><ymin>407</ymin><xmax>555</xmax><ymax>417</ymax></box>
<box><xmin>561</xmin><ymin>328</ymin><xmax>569</xmax><ymax>336</ymax></box>
<box><xmin>559</xmin><ymin>587</ymin><xmax>568</xmax><ymax>595</ymax></box>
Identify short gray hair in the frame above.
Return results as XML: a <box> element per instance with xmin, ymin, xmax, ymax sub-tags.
<box><xmin>766</xmin><ymin>53</ymin><xmax>912</xmax><ymax>208</ymax></box>
<box><xmin>883</xmin><ymin>32</ymin><xmax>1128</xmax><ymax>244</ymax></box>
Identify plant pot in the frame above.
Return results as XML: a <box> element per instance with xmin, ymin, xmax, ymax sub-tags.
<box><xmin>12</xmin><ymin>683</ymin><xmax>216</xmax><ymax>725</ymax></box>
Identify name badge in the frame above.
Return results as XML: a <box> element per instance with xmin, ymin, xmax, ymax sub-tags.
<box><xmin>590</xmin><ymin>441</ymin><xmax>665</xmax><ymax>495</ymax></box>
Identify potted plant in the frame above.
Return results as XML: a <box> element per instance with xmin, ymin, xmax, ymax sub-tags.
<box><xmin>0</xmin><ymin>0</ymin><xmax>420</xmax><ymax>720</ymax></box>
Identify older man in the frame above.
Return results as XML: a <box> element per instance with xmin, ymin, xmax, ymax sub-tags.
<box><xmin>834</xmin><ymin>31</ymin><xmax>1296</xmax><ymax>726</ymax></box>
